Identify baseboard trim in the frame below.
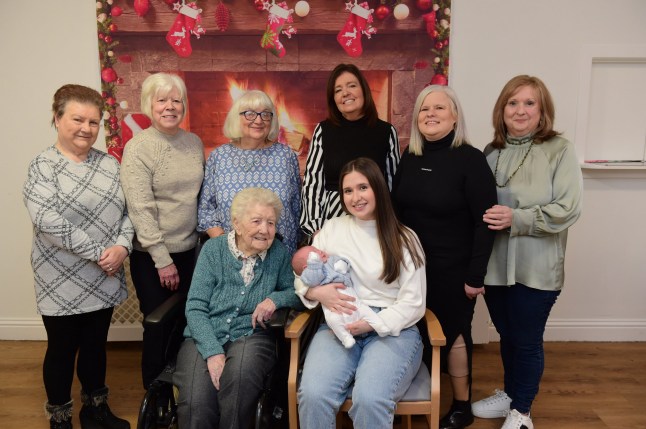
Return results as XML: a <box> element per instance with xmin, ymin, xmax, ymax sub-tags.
<box><xmin>0</xmin><ymin>317</ymin><xmax>142</xmax><ymax>341</ymax></box>
<box><xmin>486</xmin><ymin>318</ymin><xmax>646</xmax><ymax>342</ymax></box>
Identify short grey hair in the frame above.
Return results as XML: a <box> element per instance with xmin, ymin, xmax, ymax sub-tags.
<box><xmin>408</xmin><ymin>85</ymin><xmax>470</xmax><ymax>155</ymax></box>
<box><xmin>140</xmin><ymin>73</ymin><xmax>188</xmax><ymax>119</ymax></box>
<box><xmin>230</xmin><ymin>188</ymin><xmax>283</xmax><ymax>223</ymax></box>
<box><xmin>223</xmin><ymin>90</ymin><xmax>280</xmax><ymax>142</ymax></box>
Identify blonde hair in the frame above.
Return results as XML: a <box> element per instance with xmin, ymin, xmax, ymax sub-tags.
<box><xmin>223</xmin><ymin>90</ymin><xmax>280</xmax><ymax>142</ymax></box>
<box><xmin>407</xmin><ymin>85</ymin><xmax>470</xmax><ymax>156</ymax></box>
<box><xmin>230</xmin><ymin>188</ymin><xmax>283</xmax><ymax>223</ymax></box>
<box><xmin>140</xmin><ymin>73</ymin><xmax>188</xmax><ymax>119</ymax></box>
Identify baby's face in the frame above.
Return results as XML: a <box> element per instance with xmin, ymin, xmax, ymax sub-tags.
<box><xmin>311</xmin><ymin>248</ymin><xmax>328</xmax><ymax>263</ymax></box>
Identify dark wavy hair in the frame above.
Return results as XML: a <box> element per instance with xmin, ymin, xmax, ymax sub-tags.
<box><xmin>51</xmin><ymin>84</ymin><xmax>103</xmax><ymax>126</ymax></box>
<box><xmin>491</xmin><ymin>75</ymin><xmax>561</xmax><ymax>148</ymax></box>
<box><xmin>339</xmin><ymin>158</ymin><xmax>424</xmax><ymax>283</ymax></box>
<box><xmin>326</xmin><ymin>64</ymin><xmax>379</xmax><ymax>127</ymax></box>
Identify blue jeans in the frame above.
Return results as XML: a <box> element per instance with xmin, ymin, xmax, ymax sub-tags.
<box><xmin>484</xmin><ymin>283</ymin><xmax>560</xmax><ymax>414</ymax></box>
<box><xmin>298</xmin><ymin>323</ymin><xmax>422</xmax><ymax>429</ymax></box>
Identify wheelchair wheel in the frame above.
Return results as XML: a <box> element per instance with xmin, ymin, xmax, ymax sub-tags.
<box><xmin>137</xmin><ymin>381</ymin><xmax>177</xmax><ymax>429</ymax></box>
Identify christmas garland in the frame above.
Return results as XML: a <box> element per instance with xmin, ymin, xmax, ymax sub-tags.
<box><xmin>96</xmin><ymin>0</ymin><xmax>123</xmax><ymax>152</ymax></box>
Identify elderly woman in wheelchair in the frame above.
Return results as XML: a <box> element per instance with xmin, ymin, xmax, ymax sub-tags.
<box><xmin>173</xmin><ymin>188</ymin><xmax>303</xmax><ymax>429</ymax></box>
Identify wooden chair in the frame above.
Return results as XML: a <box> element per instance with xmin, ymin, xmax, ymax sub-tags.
<box><xmin>286</xmin><ymin>308</ymin><xmax>446</xmax><ymax>429</ymax></box>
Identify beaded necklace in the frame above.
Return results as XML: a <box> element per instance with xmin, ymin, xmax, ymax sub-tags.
<box><xmin>494</xmin><ymin>135</ymin><xmax>534</xmax><ymax>188</ymax></box>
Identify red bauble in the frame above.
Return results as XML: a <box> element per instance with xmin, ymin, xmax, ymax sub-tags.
<box><xmin>434</xmin><ymin>41</ymin><xmax>443</xmax><ymax>50</ymax></box>
<box><xmin>416</xmin><ymin>0</ymin><xmax>432</xmax><ymax>10</ymax></box>
<box><xmin>106</xmin><ymin>97</ymin><xmax>117</xmax><ymax>106</ymax></box>
<box><xmin>134</xmin><ymin>0</ymin><xmax>150</xmax><ymax>17</ymax></box>
<box><xmin>109</xmin><ymin>115</ymin><xmax>119</xmax><ymax>124</ymax></box>
<box><xmin>253</xmin><ymin>0</ymin><xmax>265</xmax><ymax>11</ymax></box>
<box><xmin>109</xmin><ymin>23</ymin><xmax>118</xmax><ymax>32</ymax></box>
<box><xmin>111</xmin><ymin>6</ymin><xmax>123</xmax><ymax>17</ymax></box>
<box><xmin>101</xmin><ymin>68</ymin><xmax>117</xmax><ymax>83</ymax></box>
<box><xmin>430</xmin><ymin>73</ymin><xmax>448</xmax><ymax>86</ymax></box>
<box><xmin>104</xmin><ymin>35</ymin><xmax>113</xmax><ymax>44</ymax></box>
<box><xmin>117</xmin><ymin>77</ymin><xmax>124</xmax><ymax>84</ymax></box>
<box><xmin>215</xmin><ymin>2</ymin><xmax>231</xmax><ymax>31</ymax></box>
<box><xmin>375</xmin><ymin>4</ymin><xmax>390</xmax><ymax>20</ymax></box>
<box><xmin>110</xmin><ymin>122</ymin><xmax>120</xmax><ymax>131</ymax></box>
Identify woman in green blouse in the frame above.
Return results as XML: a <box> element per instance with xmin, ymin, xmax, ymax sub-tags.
<box><xmin>473</xmin><ymin>75</ymin><xmax>583</xmax><ymax>429</ymax></box>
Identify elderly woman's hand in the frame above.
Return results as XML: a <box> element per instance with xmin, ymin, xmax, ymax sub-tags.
<box><xmin>483</xmin><ymin>204</ymin><xmax>513</xmax><ymax>230</ymax></box>
<box><xmin>252</xmin><ymin>298</ymin><xmax>277</xmax><ymax>329</ymax></box>
<box><xmin>158</xmin><ymin>263</ymin><xmax>180</xmax><ymax>290</ymax></box>
<box><xmin>207</xmin><ymin>354</ymin><xmax>226</xmax><ymax>390</ymax></box>
<box><xmin>305</xmin><ymin>283</ymin><xmax>357</xmax><ymax>315</ymax></box>
<box><xmin>99</xmin><ymin>246</ymin><xmax>129</xmax><ymax>277</ymax></box>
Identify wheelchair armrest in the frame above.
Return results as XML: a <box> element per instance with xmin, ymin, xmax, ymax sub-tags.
<box><xmin>424</xmin><ymin>309</ymin><xmax>446</xmax><ymax>346</ymax></box>
<box><xmin>268</xmin><ymin>307</ymin><xmax>291</xmax><ymax>329</ymax></box>
<box><xmin>144</xmin><ymin>293</ymin><xmax>187</xmax><ymax>327</ymax></box>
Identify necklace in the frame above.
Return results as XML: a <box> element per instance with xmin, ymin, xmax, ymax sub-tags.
<box><xmin>494</xmin><ymin>142</ymin><xmax>533</xmax><ymax>188</ymax></box>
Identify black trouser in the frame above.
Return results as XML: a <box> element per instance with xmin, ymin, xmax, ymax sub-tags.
<box><xmin>42</xmin><ymin>307</ymin><xmax>114</xmax><ymax>405</ymax></box>
<box><xmin>130</xmin><ymin>248</ymin><xmax>195</xmax><ymax>389</ymax></box>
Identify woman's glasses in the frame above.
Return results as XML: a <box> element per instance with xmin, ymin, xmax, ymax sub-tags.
<box><xmin>240</xmin><ymin>110</ymin><xmax>273</xmax><ymax>122</ymax></box>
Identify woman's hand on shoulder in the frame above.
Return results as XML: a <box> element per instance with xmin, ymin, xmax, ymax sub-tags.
<box><xmin>252</xmin><ymin>298</ymin><xmax>277</xmax><ymax>329</ymax></box>
<box><xmin>158</xmin><ymin>263</ymin><xmax>180</xmax><ymax>290</ymax></box>
<box><xmin>206</xmin><ymin>354</ymin><xmax>226</xmax><ymax>390</ymax></box>
<box><xmin>345</xmin><ymin>320</ymin><xmax>373</xmax><ymax>336</ymax></box>
<box><xmin>483</xmin><ymin>204</ymin><xmax>513</xmax><ymax>230</ymax></box>
<box><xmin>99</xmin><ymin>245</ymin><xmax>129</xmax><ymax>276</ymax></box>
<box><xmin>305</xmin><ymin>283</ymin><xmax>356</xmax><ymax>315</ymax></box>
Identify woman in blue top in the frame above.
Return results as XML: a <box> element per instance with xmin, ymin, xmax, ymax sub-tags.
<box><xmin>197</xmin><ymin>90</ymin><xmax>301</xmax><ymax>254</ymax></box>
<box><xmin>174</xmin><ymin>188</ymin><xmax>304</xmax><ymax>429</ymax></box>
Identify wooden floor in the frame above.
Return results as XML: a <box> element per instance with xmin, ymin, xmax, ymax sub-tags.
<box><xmin>0</xmin><ymin>341</ymin><xmax>644</xmax><ymax>428</ymax></box>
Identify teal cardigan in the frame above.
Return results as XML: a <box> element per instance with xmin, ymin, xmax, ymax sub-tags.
<box><xmin>184</xmin><ymin>235</ymin><xmax>303</xmax><ymax>359</ymax></box>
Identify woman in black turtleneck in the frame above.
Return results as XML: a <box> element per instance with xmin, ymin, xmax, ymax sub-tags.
<box><xmin>392</xmin><ymin>85</ymin><xmax>497</xmax><ymax>429</ymax></box>
<box><xmin>300</xmin><ymin>63</ymin><xmax>400</xmax><ymax>238</ymax></box>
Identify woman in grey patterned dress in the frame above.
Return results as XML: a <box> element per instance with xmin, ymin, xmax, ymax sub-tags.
<box><xmin>23</xmin><ymin>84</ymin><xmax>133</xmax><ymax>429</ymax></box>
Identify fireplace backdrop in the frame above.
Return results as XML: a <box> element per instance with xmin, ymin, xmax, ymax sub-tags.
<box><xmin>97</xmin><ymin>0</ymin><xmax>450</xmax><ymax>328</ymax></box>
<box><xmin>100</xmin><ymin>0</ymin><xmax>451</xmax><ymax>155</ymax></box>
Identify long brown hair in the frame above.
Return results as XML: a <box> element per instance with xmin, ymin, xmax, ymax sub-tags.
<box><xmin>339</xmin><ymin>158</ymin><xmax>424</xmax><ymax>283</ymax></box>
<box><xmin>491</xmin><ymin>75</ymin><xmax>561</xmax><ymax>148</ymax></box>
<box><xmin>326</xmin><ymin>64</ymin><xmax>378</xmax><ymax>127</ymax></box>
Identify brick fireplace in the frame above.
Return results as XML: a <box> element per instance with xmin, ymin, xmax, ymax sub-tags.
<box><xmin>111</xmin><ymin>0</ymin><xmax>443</xmax><ymax>160</ymax></box>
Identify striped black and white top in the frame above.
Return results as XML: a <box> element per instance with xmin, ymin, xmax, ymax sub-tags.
<box><xmin>299</xmin><ymin>117</ymin><xmax>400</xmax><ymax>237</ymax></box>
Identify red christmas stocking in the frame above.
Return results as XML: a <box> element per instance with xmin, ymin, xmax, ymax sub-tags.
<box><xmin>337</xmin><ymin>2</ymin><xmax>373</xmax><ymax>58</ymax></box>
<box><xmin>166</xmin><ymin>12</ymin><xmax>192</xmax><ymax>57</ymax></box>
<box><xmin>260</xmin><ymin>2</ymin><xmax>295</xmax><ymax>58</ymax></box>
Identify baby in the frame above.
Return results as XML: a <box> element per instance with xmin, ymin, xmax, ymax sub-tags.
<box><xmin>292</xmin><ymin>245</ymin><xmax>383</xmax><ymax>348</ymax></box>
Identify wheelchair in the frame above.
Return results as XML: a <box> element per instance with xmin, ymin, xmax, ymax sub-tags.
<box><xmin>136</xmin><ymin>236</ymin><xmax>292</xmax><ymax>429</ymax></box>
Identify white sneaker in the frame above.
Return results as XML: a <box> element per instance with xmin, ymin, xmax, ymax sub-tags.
<box><xmin>471</xmin><ymin>389</ymin><xmax>512</xmax><ymax>418</ymax></box>
<box><xmin>501</xmin><ymin>409</ymin><xmax>533</xmax><ymax>429</ymax></box>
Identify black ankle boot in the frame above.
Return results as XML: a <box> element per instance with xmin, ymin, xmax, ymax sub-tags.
<box><xmin>45</xmin><ymin>399</ymin><xmax>73</xmax><ymax>429</ymax></box>
<box><xmin>439</xmin><ymin>399</ymin><xmax>474</xmax><ymax>429</ymax></box>
<box><xmin>79</xmin><ymin>387</ymin><xmax>130</xmax><ymax>429</ymax></box>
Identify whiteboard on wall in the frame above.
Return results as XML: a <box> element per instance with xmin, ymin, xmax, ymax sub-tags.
<box><xmin>575</xmin><ymin>45</ymin><xmax>646</xmax><ymax>164</ymax></box>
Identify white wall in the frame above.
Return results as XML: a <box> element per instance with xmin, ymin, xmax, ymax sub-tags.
<box><xmin>451</xmin><ymin>0</ymin><xmax>646</xmax><ymax>341</ymax></box>
<box><xmin>1</xmin><ymin>0</ymin><xmax>644</xmax><ymax>341</ymax></box>
<box><xmin>0</xmin><ymin>1</ymin><xmax>102</xmax><ymax>339</ymax></box>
